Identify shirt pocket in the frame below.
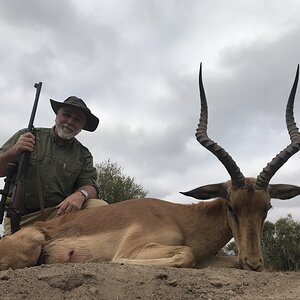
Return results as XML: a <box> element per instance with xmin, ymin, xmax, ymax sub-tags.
<box><xmin>29</xmin><ymin>147</ymin><xmax>45</xmax><ymax>164</ymax></box>
<box><xmin>60</xmin><ymin>160</ymin><xmax>82</xmax><ymax>182</ymax></box>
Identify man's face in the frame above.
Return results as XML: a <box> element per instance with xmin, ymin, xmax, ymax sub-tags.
<box><xmin>55</xmin><ymin>106</ymin><xmax>87</xmax><ymax>140</ymax></box>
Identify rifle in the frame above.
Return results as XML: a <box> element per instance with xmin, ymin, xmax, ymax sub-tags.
<box><xmin>0</xmin><ymin>82</ymin><xmax>42</xmax><ymax>234</ymax></box>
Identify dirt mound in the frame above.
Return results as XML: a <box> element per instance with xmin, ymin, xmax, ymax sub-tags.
<box><xmin>0</xmin><ymin>261</ymin><xmax>299</xmax><ymax>299</ymax></box>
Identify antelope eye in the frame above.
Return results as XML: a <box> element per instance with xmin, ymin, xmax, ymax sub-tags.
<box><xmin>262</xmin><ymin>206</ymin><xmax>271</xmax><ymax>219</ymax></box>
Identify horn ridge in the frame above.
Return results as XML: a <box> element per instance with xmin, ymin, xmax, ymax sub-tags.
<box><xmin>286</xmin><ymin>64</ymin><xmax>299</xmax><ymax>142</ymax></box>
<box><xmin>255</xmin><ymin>143</ymin><xmax>300</xmax><ymax>190</ymax></box>
<box><xmin>197</xmin><ymin>63</ymin><xmax>245</xmax><ymax>189</ymax></box>
<box><xmin>256</xmin><ymin>65</ymin><xmax>300</xmax><ymax>189</ymax></box>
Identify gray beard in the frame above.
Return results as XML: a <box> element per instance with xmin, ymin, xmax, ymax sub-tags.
<box><xmin>56</xmin><ymin>125</ymin><xmax>80</xmax><ymax>140</ymax></box>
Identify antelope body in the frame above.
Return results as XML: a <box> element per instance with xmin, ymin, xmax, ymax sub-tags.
<box><xmin>0</xmin><ymin>65</ymin><xmax>300</xmax><ymax>272</ymax></box>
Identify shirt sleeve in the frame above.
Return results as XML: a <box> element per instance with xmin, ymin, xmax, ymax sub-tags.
<box><xmin>75</xmin><ymin>146</ymin><xmax>99</xmax><ymax>195</ymax></box>
<box><xmin>0</xmin><ymin>129</ymin><xmax>27</xmax><ymax>156</ymax></box>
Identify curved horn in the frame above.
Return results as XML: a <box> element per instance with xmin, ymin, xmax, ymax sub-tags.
<box><xmin>256</xmin><ymin>65</ymin><xmax>300</xmax><ymax>190</ymax></box>
<box><xmin>286</xmin><ymin>65</ymin><xmax>300</xmax><ymax>142</ymax></box>
<box><xmin>196</xmin><ymin>63</ymin><xmax>246</xmax><ymax>189</ymax></box>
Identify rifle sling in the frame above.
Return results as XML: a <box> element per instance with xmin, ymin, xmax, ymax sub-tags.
<box><xmin>35</xmin><ymin>131</ymin><xmax>45</xmax><ymax>220</ymax></box>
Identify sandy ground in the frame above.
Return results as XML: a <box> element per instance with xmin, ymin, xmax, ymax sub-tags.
<box><xmin>0</xmin><ymin>261</ymin><xmax>299</xmax><ymax>300</ymax></box>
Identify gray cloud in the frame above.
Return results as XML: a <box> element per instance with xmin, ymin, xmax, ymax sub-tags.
<box><xmin>0</xmin><ymin>0</ymin><xmax>300</xmax><ymax>224</ymax></box>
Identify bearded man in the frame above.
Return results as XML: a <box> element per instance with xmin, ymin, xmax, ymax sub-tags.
<box><xmin>0</xmin><ymin>96</ymin><xmax>107</xmax><ymax>235</ymax></box>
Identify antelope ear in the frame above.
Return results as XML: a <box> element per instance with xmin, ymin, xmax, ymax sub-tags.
<box><xmin>268</xmin><ymin>184</ymin><xmax>300</xmax><ymax>199</ymax></box>
<box><xmin>180</xmin><ymin>183</ymin><xmax>228</xmax><ymax>200</ymax></box>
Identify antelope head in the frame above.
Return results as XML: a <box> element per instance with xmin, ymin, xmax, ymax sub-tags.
<box><xmin>182</xmin><ymin>64</ymin><xmax>300</xmax><ymax>271</ymax></box>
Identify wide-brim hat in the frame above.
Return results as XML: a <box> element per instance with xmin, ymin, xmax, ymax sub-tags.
<box><xmin>50</xmin><ymin>96</ymin><xmax>99</xmax><ymax>132</ymax></box>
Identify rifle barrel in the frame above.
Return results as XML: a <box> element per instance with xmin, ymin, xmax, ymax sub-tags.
<box><xmin>28</xmin><ymin>82</ymin><xmax>42</xmax><ymax>131</ymax></box>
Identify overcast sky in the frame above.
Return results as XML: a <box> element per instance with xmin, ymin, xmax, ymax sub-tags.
<box><xmin>0</xmin><ymin>0</ymin><xmax>300</xmax><ymax>223</ymax></box>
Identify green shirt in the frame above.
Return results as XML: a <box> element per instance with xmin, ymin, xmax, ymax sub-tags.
<box><xmin>0</xmin><ymin>127</ymin><xmax>98</xmax><ymax>211</ymax></box>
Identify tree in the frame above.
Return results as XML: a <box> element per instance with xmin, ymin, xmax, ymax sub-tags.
<box><xmin>223</xmin><ymin>240</ymin><xmax>238</xmax><ymax>256</ymax></box>
<box><xmin>96</xmin><ymin>159</ymin><xmax>148</xmax><ymax>204</ymax></box>
<box><xmin>262</xmin><ymin>214</ymin><xmax>300</xmax><ymax>271</ymax></box>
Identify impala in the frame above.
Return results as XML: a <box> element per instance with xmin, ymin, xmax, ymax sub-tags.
<box><xmin>0</xmin><ymin>64</ymin><xmax>299</xmax><ymax>272</ymax></box>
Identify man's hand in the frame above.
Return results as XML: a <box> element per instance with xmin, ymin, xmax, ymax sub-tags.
<box><xmin>56</xmin><ymin>191</ymin><xmax>85</xmax><ymax>215</ymax></box>
<box><xmin>12</xmin><ymin>132</ymin><xmax>35</xmax><ymax>157</ymax></box>
<box><xmin>0</xmin><ymin>132</ymin><xmax>36</xmax><ymax>176</ymax></box>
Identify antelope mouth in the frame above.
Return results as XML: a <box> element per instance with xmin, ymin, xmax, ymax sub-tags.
<box><xmin>239</xmin><ymin>258</ymin><xmax>264</xmax><ymax>272</ymax></box>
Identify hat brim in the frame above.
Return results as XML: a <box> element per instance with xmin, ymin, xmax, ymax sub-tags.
<box><xmin>50</xmin><ymin>99</ymin><xmax>99</xmax><ymax>132</ymax></box>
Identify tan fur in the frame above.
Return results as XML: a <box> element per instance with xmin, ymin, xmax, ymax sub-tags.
<box><xmin>0</xmin><ymin>179</ymin><xmax>273</xmax><ymax>271</ymax></box>
<box><xmin>225</xmin><ymin>178</ymin><xmax>270</xmax><ymax>270</ymax></box>
<box><xmin>0</xmin><ymin>227</ymin><xmax>45</xmax><ymax>270</ymax></box>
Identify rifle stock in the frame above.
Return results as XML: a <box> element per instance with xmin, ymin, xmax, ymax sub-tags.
<box><xmin>9</xmin><ymin>152</ymin><xmax>30</xmax><ymax>233</ymax></box>
<box><xmin>0</xmin><ymin>82</ymin><xmax>42</xmax><ymax>234</ymax></box>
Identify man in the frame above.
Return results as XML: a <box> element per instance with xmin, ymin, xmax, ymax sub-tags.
<box><xmin>0</xmin><ymin>96</ymin><xmax>107</xmax><ymax>235</ymax></box>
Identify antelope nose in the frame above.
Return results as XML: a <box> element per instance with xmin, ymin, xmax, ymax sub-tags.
<box><xmin>245</xmin><ymin>257</ymin><xmax>263</xmax><ymax>271</ymax></box>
